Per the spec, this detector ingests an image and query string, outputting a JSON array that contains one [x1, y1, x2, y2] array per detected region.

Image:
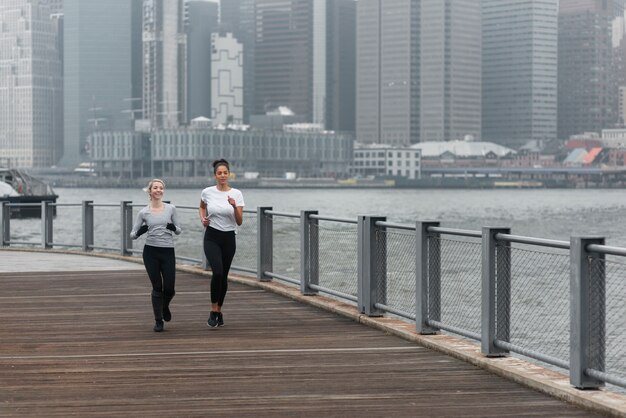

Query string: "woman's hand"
[[200, 215, 209, 227], [227, 196, 236, 208]]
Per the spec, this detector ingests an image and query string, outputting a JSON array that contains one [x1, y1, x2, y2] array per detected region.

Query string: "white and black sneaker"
[[217, 312, 224, 327], [207, 311, 218, 328]]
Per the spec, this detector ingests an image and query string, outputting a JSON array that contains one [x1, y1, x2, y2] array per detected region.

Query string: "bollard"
[[357, 215, 386, 316], [416, 221, 441, 334], [120, 201, 133, 256], [481, 227, 511, 357], [82, 201, 94, 251], [41, 201, 53, 249], [257, 207, 273, 281], [300, 210, 319, 295], [570, 236, 605, 389], [0, 202, 9, 246]]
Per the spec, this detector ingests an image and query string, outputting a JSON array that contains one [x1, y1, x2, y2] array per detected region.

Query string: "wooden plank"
[[0, 270, 600, 417]]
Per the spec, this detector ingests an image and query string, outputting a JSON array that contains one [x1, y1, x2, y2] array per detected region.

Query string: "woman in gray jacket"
[[131, 179, 181, 332]]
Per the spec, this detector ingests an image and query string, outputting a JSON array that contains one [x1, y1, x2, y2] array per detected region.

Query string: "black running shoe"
[[153, 320, 164, 332], [207, 311, 218, 328], [217, 312, 224, 327]]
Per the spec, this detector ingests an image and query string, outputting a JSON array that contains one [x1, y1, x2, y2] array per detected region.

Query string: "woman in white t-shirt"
[[199, 159, 245, 328]]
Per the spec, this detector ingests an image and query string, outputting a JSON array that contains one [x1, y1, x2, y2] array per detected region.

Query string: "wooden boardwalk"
[[0, 255, 602, 417]]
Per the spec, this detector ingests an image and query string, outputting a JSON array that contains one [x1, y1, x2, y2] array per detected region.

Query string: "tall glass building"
[[254, 0, 325, 124], [62, 0, 134, 167], [558, 0, 616, 140], [0, 0, 62, 168], [142, 0, 188, 130], [482, 0, 558, 148], [420, 0, 481, 143], [356, 0, 420, 146], [187, 0, 218, 120]]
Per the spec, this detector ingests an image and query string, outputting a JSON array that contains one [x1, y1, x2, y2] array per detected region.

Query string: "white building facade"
[[211, 33, 243, 126], [352, 144, 421, 179]]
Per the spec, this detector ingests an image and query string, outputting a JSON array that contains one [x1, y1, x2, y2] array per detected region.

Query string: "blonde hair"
[[143, 178, 165, 199]]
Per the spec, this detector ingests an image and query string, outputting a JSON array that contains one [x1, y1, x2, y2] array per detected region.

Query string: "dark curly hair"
[[212, 159, 230, 174]]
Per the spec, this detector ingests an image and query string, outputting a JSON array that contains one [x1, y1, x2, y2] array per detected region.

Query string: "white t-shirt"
[[200, 186, 245, 231]]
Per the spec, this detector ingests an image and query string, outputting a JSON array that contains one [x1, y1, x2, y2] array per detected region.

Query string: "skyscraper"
[[187, 0, 218, 120], [558, 0, 617, 139], [254, 0, 326, 124], [327, 0, 356, 133], [143, 0, 188, 129], [356, 0, 420, 145], [0, 0, 62, 168], [420, 0, 481, 142], [482, 0, 558, 148], [62, 0, 134, 167]]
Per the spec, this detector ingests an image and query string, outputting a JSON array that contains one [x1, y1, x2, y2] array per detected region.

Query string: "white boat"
[[0, 168, 58, 218]]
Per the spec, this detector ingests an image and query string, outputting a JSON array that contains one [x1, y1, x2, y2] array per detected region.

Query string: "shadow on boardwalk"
[[0, 263, 604, 417]]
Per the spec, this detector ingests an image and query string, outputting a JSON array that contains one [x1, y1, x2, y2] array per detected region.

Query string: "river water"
[[51, 186, 626, 243]]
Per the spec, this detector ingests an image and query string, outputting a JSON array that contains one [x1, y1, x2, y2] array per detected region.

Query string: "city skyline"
[[3, 0, 626, 169]]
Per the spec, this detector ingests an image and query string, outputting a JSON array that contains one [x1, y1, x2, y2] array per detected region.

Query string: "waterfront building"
[[558, 0, 617, 140], [420, 0, 482, 143], [0, 0, 62, 168], [352, 144, 421, 180], [482, 0, 558, 149], [326, 0, 356, 133], [211, 33, 243, 126], [187, 0, 218, 121], [142, 0, 188, 129], [254, 0, 326, 125], [62, 0, 137, 167], [88, 126, 353, 179], [356, 0, 420, 146], [410, 140, 516, 168]]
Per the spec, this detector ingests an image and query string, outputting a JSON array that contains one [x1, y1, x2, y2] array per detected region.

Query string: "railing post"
[[300, 210, 319, 295], [41, 201, 53, 249], [257, 206, 273, 281], [570, 236, 605, 389], [120, 201, 133, 256], [416, 221, 441, 334], [481, 227, 511, 357], [0, 202, 9, 246], [82, 200, 94, 251], [357, 215, 386, 316]]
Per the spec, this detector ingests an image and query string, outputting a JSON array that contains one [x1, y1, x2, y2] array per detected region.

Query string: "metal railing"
[[1, 200, 625, 391]]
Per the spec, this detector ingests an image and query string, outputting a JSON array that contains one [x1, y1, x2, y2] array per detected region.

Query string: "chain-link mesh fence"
[[315, 221, 358, 299], [591, 256, 626, 383], [434, 235, 482, 336], [231, 211, 257, 272], [378, 228, 416, 315], [271, 215, 301, 281], [507, 244, 570, 364]]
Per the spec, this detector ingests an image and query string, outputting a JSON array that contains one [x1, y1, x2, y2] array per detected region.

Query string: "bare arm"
[[199, 200, 209, 227], [227, 195, 243, 226]]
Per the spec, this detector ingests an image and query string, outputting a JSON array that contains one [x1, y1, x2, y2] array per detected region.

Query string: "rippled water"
[[9, 187, 626, 255]]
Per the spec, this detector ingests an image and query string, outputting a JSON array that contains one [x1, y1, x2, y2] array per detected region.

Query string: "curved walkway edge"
[[3, 248, 626, 418]]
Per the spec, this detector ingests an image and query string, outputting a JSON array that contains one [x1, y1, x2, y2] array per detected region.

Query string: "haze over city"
[[2, 0, 626, 187]]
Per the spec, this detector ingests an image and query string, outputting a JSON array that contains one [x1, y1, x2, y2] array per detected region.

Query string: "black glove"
[[136, 224, 148, 237], [166, 223, 176, 232]]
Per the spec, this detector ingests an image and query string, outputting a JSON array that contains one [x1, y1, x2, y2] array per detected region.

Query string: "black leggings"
[[203, 226, 236, 306], [142, 245, 176, 299]]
